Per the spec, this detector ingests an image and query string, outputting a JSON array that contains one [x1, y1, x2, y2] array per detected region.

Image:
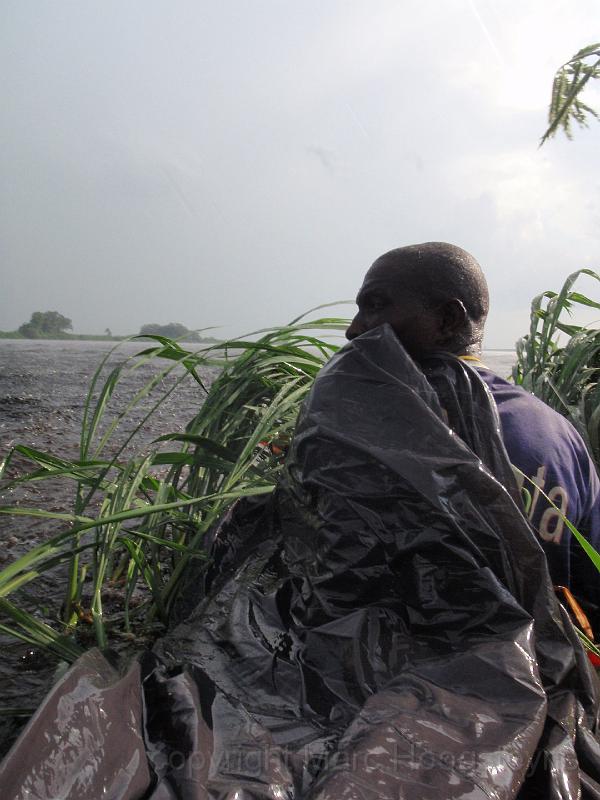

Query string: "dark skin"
[[345, 256, 475, 358]]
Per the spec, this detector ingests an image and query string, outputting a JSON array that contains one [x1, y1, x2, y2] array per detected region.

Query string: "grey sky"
[[1, 0, 599, 347]]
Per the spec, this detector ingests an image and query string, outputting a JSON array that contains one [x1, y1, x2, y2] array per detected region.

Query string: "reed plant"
[[0, 312, 347, 661], [512, 268, 600, 470]]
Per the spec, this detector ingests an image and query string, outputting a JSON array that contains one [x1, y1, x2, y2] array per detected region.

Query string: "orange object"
[[555, 585, 600, 666], [555, 585, 595, 641]]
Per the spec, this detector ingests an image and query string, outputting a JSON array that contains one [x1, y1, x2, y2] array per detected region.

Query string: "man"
[[346, 241, 600, 624]]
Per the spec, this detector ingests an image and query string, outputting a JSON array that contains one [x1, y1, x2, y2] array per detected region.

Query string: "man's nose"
[[345, 316, 361, 340]]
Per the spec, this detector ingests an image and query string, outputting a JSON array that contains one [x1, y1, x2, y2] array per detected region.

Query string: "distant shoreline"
[[0, 331, 219, 344], [0, 331, 120, 341]]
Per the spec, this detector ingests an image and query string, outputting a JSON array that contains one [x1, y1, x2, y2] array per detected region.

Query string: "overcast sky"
[[2, 1, 599, 347]]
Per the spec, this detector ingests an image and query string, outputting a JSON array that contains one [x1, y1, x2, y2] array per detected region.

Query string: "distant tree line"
[[18, 311, 72, 338], [12, 311, 218, 342], [139, 322, 219, 343], [140, 322, 197, 340]]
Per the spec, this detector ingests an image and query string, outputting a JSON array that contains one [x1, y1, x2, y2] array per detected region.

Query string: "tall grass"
[[0, 313, 347, 660], [512, 268, 600, 470]]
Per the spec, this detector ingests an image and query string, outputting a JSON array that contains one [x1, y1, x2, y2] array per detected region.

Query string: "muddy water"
[[0, 339, 215, 754], [0, 340, 515, 755]]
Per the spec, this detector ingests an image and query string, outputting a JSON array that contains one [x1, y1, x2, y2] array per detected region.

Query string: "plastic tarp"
[[3, 323, 600, 799]]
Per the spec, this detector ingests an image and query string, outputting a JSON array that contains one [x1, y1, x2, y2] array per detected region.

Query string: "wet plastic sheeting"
[[0, 648, 150, 799], [3, 323, 600, 799]]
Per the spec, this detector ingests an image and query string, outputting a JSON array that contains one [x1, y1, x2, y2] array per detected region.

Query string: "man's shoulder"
[[475, 366, 596, 483], [476, 368, 539, 404], [476, 365, 600, 534], [476, 368, 575, 431]]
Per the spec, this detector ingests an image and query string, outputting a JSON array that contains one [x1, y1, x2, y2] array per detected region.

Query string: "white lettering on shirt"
[[511, 464, 570, 545], [538, 486, 569, 544], [528, 466, 546, 520]]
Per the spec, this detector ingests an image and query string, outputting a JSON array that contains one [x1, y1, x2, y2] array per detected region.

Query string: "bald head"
[[346, 242, 489, 357]]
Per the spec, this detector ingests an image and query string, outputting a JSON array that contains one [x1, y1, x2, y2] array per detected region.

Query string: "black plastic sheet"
[[3, 323, 600, 799]]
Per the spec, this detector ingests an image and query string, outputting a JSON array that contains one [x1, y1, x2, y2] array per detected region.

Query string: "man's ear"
[[437, 299, 467, 342]]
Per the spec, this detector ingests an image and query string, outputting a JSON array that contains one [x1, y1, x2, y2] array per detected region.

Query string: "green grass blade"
[[0, 598, 82, 662]]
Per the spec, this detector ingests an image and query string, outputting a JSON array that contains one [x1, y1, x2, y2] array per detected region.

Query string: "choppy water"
[[481, 350, 517, 379], [0, 339, 215, 754], [0, 340, 515, 755], [0, 339, 213, 568]]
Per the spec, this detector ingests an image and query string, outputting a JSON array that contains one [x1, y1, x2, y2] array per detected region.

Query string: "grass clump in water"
[[0, 311, 348, 661]]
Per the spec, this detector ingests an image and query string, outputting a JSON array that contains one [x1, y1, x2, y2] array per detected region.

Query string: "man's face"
[[345, 259, 442, 357]]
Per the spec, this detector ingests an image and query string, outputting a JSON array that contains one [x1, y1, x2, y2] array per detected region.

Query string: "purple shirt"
[[477, 367, 600, 617]]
